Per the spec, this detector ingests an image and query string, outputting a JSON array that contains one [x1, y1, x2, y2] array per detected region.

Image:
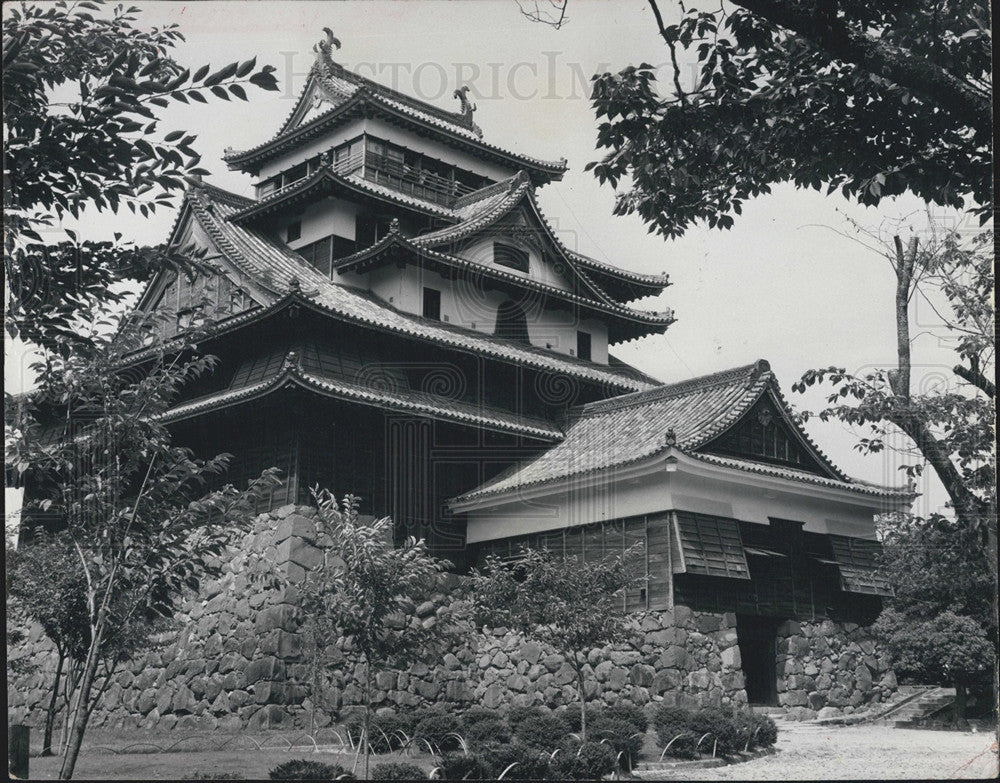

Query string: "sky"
[[6, 0, 968, 523]]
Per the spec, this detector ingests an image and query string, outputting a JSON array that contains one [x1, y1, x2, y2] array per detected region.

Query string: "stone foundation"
[[7, 505, 895, 730]]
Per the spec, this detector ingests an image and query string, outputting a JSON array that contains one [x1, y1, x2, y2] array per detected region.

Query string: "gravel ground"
[[651, 723, 998, 780]]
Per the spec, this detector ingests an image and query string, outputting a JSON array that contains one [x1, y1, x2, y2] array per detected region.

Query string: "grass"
[[24, 726, 437, 780], [28, 748, 437, 780]]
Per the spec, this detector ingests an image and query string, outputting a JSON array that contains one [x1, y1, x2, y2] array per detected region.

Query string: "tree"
[[289, 491, 457, 780], [7, 533, 90, 756], [872, 513, 995, 725], [468, 546, 642, 741], [574, 0, 992, 238], [3, 0, 279, 354], [6, 307, 281, 779], [793, 218, 995, 572], [792, 216, 995, 721]]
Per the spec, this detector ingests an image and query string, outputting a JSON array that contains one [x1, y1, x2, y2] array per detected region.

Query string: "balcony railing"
[[258, 148, 478, 208]]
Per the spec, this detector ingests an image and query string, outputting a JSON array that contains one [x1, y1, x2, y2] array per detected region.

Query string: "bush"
[[370, 762, 427, 780], [268, 759, 355, 779], [654, 705, 777, 759], [477, 743, 551, 780], [549, 742, 616, 780], [345, 711, 414, 754], [465, 717, 512, 750], [188, 773, 244, 780], [732, 710, 778, 751], [606, 701, 648, 734], [414, 712, 463, 754], [653, 706, 698, 759], [687, 706, 742, 757], [586, 714, 644, 769], [461, 705, 500, 730], [509, 710, 571, 752], [435, 752, 491, 781]]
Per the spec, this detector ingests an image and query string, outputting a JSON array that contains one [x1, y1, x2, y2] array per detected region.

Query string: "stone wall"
[[775, 618, 897, 720], [7, 505, 895, 731]]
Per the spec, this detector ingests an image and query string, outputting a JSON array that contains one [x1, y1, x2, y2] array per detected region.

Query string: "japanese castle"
[[127, 34, 911, 700]]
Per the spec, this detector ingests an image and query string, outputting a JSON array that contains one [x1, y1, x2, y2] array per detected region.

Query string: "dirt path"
[[655, 723, 998, 780]]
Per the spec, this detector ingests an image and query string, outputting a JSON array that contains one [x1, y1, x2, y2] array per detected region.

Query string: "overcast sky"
[[7, 0, 966, 521]]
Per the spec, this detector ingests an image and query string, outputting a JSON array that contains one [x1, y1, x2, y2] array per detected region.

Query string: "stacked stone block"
[[7, 505, 896, 730]]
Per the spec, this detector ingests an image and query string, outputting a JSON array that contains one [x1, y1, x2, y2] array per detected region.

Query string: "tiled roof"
[[451, 360, 911, 503], [161, 354, 562, 440], [228, 165, 457, 223], [412, 176, 669, 305], [159, 183, 660, 393], [223, 63, 567, 181], [331, 229, 674, 334]]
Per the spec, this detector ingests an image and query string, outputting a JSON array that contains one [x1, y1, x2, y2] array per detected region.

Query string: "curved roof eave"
[[223, 88, 567, 183]]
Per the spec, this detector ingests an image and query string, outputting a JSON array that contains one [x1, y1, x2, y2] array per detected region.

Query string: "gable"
[[138, 203, 264, 340], [701, 394, 833, 476], [449, 208, 580, 294]]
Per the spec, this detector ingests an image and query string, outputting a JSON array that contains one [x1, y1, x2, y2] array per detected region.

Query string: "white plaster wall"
[[364, 263, 609, 363], [284, 197, 359, 249], [459, 236, 573, 292], [464, 463, 884, 544]]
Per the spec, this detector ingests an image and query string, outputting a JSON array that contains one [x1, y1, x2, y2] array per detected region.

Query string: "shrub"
[[435, 752, 491, 781], [187, 772, 244, 780], [461, 705, 500, 730], [268, 759, 355, 779], [687, 706, 741, 757], [345, 711, 415, 753], [731, 710, 778, 751], [549, 742, 616, 780], [586, 714, 644, 769], [607, 701, 648, 734], [370, 761, 427, 780], [465, 717, 512, 750], [653, 706, 698, 759], [414, 712, 463, 754], [477, 742, 551, 780], [509, 710, 571, 752]]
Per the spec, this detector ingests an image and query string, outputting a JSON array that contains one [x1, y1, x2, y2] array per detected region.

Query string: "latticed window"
[[494, 242, 529, 273], [708, 398, 813, 467]]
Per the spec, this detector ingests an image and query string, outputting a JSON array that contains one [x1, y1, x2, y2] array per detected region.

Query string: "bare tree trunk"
[[573, 654, 587, 742], [42, 651, 66, 756], [58, 625, 104, 779], [953, 682, 969, 728], [363, 659, 372, 781]]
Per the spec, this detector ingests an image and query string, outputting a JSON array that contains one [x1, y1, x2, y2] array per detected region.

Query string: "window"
[[286, 221, 301, 242], [229, 287, 247, 312], [494, 243, 530, 273], [283, 163, 307, 186], [494, 299, 530, 344], [423, 287, 441, 321], [576, 331, 592, 361], [356, 215, 392, 247], [299, 236, 332, 275]]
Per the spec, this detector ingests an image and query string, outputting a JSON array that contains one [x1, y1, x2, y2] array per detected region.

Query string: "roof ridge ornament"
[[453, 85, 483, 138], [313, 27, 342, 75]]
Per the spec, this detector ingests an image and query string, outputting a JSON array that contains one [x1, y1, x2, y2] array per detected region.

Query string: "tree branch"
[[730, 0, 992, 135], [953, 362, 996, 399]]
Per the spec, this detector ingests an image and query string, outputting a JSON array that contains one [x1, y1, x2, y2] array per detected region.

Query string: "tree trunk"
[[952, 682, 969, 728], [363, 659, 372, 782], [58, 636, 101, 779], [42, 651, 66, 756]]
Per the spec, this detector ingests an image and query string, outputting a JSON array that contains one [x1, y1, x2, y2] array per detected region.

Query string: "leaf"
[[235, 57, 256, 78], [210, 85, 230, 101], [163, 130, 184, 142], [191, 64, 210, 83], [229, 84, 247, 101], [187, 90, 207, 104]]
